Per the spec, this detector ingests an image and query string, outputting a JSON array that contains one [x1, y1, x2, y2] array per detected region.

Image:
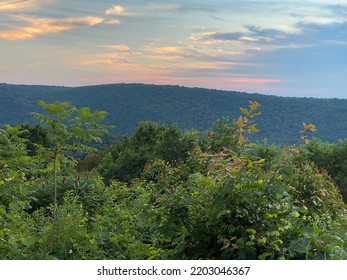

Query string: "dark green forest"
[[0, 99, 346, 260], [2, 83, 347, 144]]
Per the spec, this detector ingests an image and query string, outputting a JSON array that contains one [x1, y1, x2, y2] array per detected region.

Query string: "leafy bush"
[[99, 121, 195, 182], [135, 145, 347, 259], [306, 138, 347, 203]]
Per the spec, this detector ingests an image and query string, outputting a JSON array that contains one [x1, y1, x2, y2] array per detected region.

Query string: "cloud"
[[0, 16, 104, 40], [191, 27, 292, 47], [190, 31, 227, 45], [0, 0, 37, 11], [202, 32, 244, 41], [243, 21, 347, 50], [147, 46, 183, 61], [102, 19, 121, 25], [147, 3, 181, 11], [106, 44, 131, 51], [0, 65, 14, 71], [326, 4, 347, 17], [152, 46, 182, 55], [247, 25, 288, 38], [105, 5, 125, 16], [190, 31, 263, 48], [79, 47, 141, 67], [84, 53, 126, 65]]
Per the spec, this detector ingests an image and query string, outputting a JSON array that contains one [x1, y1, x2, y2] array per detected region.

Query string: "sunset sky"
[[0, 0, 347, 98]]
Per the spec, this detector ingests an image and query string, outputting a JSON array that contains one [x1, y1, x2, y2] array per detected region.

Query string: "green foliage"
[[305, 138, 347, 203], [0, 192, 94, 260], [99, 121, 195, 182], [18, 124, 49, 156], [0, 126, 31, 207], [203, 117, 239, 152], [30, 100, 110, 252], [0, 99, 346, 260], [234, 101, 261, 149], [32, 100, 110, 153], [29, 175, 106, 214], [86, 181, 173, 259], [135, 145, 347, 260], [31, 100, 110, 207], [76, 153, 103, 172]]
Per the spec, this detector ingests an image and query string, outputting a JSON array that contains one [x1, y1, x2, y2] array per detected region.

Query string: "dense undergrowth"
[[0, 100, 346, 260]]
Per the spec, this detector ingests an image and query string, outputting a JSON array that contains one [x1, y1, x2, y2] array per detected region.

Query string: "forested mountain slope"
[[1, 83, 346, 144]]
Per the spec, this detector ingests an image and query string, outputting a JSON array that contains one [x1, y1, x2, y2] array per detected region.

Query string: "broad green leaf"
[[290, 211, 300, 218], [246, 228, 256, 235]]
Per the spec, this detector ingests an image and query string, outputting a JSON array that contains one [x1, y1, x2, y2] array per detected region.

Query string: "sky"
[[0, 0, 347, 98]]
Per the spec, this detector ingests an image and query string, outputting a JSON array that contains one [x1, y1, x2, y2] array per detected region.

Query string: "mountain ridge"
[[1, 82, 346, 144]]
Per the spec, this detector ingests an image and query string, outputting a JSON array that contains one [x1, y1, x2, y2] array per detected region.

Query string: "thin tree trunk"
[[54, 151, 57, 209], [50, 150, 58, 251]]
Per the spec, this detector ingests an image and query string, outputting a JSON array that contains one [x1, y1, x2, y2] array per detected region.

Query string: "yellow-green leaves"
[[77, 107, 92, 121], [246, 228, 257, 235], [233, 101, 261, 149], [303, 123, 316, 132], [236, 116, 244, 129], [300, 122, 316, 144], [290, 211, 300, 218], [250, 101, 260, 111], [240, 107, 251, 117], [248, 124, 259, 133]]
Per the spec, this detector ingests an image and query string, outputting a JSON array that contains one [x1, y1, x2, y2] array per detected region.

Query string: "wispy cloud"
[[191, 26, 294, 47], [79, 46, 140, 66], [152, 46, 182, 55], [102, 19, 121, 25], [0, 0, 37, 11], [105, 44, 131, 51], [0, 65, 15, 71], [105, 5, 125, 16], [144, 46, 183, 61], [191, 31, 246, 43], [83, 53, 130, 66], [326, 4, 347, 17], [103, 4, 130, 24], [0, 16, 104, 40], [147, 3, 181, 12]]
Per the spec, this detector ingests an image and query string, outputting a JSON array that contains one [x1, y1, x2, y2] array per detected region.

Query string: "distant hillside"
[[1, 83, 346, 144]]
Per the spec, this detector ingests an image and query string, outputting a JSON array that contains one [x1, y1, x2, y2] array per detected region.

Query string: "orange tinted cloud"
[[107, 44, 131, 51], [152, 46, 182, 55], [149, 46, 183, 60], [0, 16, 104, 40], [0, 0, 37, 11], [105, 5, 125, 16]]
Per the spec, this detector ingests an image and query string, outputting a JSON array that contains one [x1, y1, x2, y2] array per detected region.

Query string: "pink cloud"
[[0, 16, 104, 40]]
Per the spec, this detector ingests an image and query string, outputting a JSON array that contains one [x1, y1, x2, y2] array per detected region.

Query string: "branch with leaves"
[[232, 101, 261, 149], [300, 122, 316, 144]]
